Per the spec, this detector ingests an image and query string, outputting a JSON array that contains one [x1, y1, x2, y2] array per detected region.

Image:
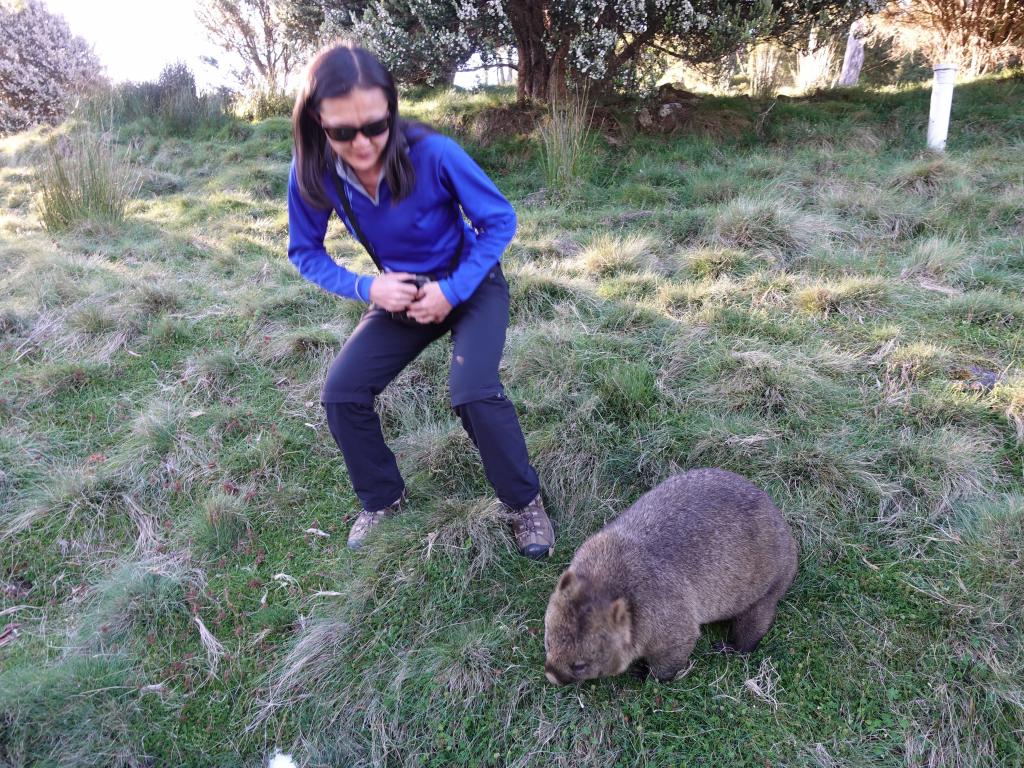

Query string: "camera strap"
[[330, 169, 464, 278]]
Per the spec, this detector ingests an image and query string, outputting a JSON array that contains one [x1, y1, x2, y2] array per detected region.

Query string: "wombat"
[[544, 468, 797, 685]]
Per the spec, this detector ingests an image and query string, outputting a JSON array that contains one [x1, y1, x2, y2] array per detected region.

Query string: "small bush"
[[36, 132, 140, 232], [81, 63, 233, 136], [233, 88, 295, 121]]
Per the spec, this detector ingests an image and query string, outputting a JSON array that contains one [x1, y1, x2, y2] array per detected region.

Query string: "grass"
[[1, 74, 1023, 766]]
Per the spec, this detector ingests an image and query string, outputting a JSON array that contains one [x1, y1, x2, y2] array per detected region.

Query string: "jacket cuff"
[[355, 274, 374, 303], [438, 279, 461, 308]]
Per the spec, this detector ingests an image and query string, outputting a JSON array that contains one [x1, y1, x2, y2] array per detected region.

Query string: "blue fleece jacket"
[[287, 132, 517, 308]]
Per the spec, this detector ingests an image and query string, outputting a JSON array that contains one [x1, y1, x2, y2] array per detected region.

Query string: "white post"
[[927, 64, 957, 151]]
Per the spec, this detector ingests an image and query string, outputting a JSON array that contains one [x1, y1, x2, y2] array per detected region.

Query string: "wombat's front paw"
[[627, 660, 650, 680]]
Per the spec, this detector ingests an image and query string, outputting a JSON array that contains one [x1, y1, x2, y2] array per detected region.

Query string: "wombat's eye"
[[570, 662, 588, 676]]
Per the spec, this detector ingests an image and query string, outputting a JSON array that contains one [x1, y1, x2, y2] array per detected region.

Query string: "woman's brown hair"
[[292, 42, 425, 209]]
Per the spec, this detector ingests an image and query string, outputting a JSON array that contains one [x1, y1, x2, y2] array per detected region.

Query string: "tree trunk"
[[837, 19, 866, 87], [504, 0, 567, 103]]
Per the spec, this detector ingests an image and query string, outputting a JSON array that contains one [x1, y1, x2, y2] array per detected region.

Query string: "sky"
[[43, 0, 242, 91]]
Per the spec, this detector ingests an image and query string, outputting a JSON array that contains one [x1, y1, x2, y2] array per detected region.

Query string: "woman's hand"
[[369, 273, 419, 311], [407, 282, 452, 324]]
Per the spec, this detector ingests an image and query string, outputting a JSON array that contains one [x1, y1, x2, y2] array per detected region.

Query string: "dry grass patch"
[[795, 276, 889, 317], [579, 232, 662, 277], [678, 244, 775, 279]]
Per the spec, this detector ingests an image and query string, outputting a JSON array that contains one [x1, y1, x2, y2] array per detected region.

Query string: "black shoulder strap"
[[330, 166, 465, 275], [330, 169, 383, 272]]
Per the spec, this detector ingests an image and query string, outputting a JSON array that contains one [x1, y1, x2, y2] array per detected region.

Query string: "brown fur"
[[544, 468, 798, 684]]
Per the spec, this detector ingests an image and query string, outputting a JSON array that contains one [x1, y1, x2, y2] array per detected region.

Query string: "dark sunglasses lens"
[[325, 126, 357, 141], [361, 117, 389, 137], [323, 116, 389, 141]]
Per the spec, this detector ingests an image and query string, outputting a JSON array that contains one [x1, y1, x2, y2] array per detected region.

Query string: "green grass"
[[2, 74, 1023, 766]]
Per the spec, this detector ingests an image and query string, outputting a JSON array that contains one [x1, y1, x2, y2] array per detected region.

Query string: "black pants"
[[321, 265, 540, 511]]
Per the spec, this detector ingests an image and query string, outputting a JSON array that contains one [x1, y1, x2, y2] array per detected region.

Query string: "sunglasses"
[[320, 114, 390, 142]]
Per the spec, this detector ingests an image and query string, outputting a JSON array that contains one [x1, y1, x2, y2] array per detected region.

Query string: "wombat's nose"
[[544, 663, 568, 686]]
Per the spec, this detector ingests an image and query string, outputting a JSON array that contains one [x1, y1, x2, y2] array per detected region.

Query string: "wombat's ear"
[[609, 598, 630, 629]]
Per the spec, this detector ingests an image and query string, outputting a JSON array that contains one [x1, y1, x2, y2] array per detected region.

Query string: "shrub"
[[233, 88, 295, 121], [0, 0, 103, 135]]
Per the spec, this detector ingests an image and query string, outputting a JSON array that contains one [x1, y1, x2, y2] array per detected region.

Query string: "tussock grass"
[[193, 493, 253, 561], [0, 655, 148, 767], [254, 324, 341, 365], [537, 92, 593, 194], [817, 182, 928, 241], [74, 554, 194, 650], [679, 244, 775, 278], [902, 235, 975, 284], [36, 132, 142, 232], [704, 195, 835, 263], [889, 154, 963, 195], [795, 275, 890, 317], [181, 349, 244, 394], [943, 290, 1023, 329], [579, 232, 661, 276]]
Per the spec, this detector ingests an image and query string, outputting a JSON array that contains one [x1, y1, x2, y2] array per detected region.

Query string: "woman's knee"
[[322, 355, 375, 405]]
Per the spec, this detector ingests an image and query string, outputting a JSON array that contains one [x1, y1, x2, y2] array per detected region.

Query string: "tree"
[[283, 0, 509, 87], [196, 0, 306, 92], [0, 0, 103, 135], [287, 0, 877, 102], [878, 0, 1024, 77]]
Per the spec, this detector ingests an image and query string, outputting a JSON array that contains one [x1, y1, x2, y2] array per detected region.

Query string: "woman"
[[287, 42, 554, 559]]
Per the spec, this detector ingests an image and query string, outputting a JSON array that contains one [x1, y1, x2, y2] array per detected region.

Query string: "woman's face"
[[318, 87, 390, 177]]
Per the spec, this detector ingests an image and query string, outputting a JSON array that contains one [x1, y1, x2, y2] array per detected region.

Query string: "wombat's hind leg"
[[726, 593, 781, 654]]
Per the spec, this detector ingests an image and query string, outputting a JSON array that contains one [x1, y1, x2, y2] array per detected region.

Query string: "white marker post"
[[927, 64, 958, 151]]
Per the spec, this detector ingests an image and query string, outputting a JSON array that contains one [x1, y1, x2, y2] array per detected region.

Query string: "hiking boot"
[[510, 493, 554, 560], [347, 491, 406, 550]]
